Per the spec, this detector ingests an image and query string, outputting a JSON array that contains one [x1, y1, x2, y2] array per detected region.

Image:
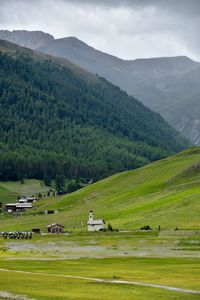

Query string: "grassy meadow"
[[1, 266, 199, 300], [0, 179, 50, 204], [0, 230, 200, 299], [0, 257, 200, 300], [1, 147, 200, 231]]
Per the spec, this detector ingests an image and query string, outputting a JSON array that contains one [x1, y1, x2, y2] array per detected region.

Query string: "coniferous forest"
[[0, 42, 189, 182]]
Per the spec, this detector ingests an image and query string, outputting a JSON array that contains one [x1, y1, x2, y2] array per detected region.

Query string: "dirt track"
[[0, 268, 200, 296]]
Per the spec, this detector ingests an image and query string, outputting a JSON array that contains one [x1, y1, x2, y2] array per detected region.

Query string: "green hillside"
[[0, 179, 50, 203], [1, 147, 200, 231], [0, 40, 188, 183]]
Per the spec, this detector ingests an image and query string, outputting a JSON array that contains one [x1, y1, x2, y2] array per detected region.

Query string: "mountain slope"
[[1, 147, 200, 231], [0, 40, 188, 182], [37, 38, 200, 145], [1, 30, 198, 143], [0, 30, 54, 50]]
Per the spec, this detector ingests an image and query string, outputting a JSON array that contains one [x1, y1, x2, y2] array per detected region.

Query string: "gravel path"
[[0, 268, 200, 295]]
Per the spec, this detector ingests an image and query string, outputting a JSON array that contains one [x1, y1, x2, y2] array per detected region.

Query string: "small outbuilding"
[[32, 228, 41, 234], [87, 210, 105, 232], [17, 196, 37, 203], [44, 209, 57, 215], [46, 223, 64, 234]]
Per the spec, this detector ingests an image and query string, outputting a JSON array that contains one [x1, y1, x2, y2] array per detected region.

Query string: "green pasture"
[[0, 230, 199, 299], [0, 256, 199, 300], [0, 179, 50, 204], [1, 148, 200, 231]]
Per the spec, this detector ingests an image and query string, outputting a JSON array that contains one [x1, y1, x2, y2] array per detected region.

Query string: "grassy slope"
[[1, 147, 200, 231], [0, 257, 199, 300], [0, 179, 49, 203]]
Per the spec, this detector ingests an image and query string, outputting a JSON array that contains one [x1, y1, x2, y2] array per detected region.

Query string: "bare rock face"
[[0, 30, 54, 50]]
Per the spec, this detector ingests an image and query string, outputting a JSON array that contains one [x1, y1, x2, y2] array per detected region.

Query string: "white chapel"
[[87, 210, 105, 231]]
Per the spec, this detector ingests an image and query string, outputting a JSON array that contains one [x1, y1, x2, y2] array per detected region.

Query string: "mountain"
[[37, 38, 200, 145], [1, 30, 198, 144], [0, 39, 188, 182], [158, 66, 200, 144], [0, 30, 54, 50], [1, 147, 200, 231]]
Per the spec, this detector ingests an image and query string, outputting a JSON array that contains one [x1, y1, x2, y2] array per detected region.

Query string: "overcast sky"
[[0, 0, 200, 60]]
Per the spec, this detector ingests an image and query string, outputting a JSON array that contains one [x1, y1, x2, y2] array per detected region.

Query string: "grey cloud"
[[60, 0, 200, 15], [0, 0, 199, 60]]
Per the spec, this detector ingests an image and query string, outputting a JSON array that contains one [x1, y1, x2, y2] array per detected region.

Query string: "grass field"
[[0, 231, 200, 299], [0, 179, 50, 204], [1, 147, 200, 231], [1, 267, 199, 300], [0, 149, 200, 299]]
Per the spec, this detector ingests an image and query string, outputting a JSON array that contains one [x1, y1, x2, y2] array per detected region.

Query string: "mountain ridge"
[[2, 30, 198, 143]]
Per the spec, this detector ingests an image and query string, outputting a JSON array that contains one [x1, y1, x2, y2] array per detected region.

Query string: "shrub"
[[140, 225, 152, 231], [107, 223, 113, 231]]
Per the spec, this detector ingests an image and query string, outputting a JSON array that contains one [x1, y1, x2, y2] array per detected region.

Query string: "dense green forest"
[[0, 42, 189, 181]]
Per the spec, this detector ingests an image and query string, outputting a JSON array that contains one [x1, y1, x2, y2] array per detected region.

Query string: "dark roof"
[[6, 203, 32, 208], [87, 219, 105, 225], [46, 223, 64, 228]]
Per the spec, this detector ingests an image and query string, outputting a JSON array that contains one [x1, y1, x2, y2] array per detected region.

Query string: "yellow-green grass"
[[1, 148, 200, 231], [1, 270, 198, 300], [0, 185, 17, 203], [0, 232, 199, 299], [0, 257, 199, 299], [0, 179, 50, 203]]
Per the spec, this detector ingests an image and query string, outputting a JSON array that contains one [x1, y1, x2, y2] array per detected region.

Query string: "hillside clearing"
[[0, 180, 50, 204]]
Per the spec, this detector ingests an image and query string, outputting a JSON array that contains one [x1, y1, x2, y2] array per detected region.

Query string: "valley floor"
[[0, 231, 199, 300]]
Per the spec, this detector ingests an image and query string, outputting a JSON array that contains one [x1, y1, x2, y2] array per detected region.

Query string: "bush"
[[140, 225, 152, 231], [67, 180, 81, 193], [107, 223, 113, 231]]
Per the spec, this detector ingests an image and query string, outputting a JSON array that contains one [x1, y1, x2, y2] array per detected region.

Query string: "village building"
[[26, 196, 37, 203], [32, 228, 41, 234], [44, 209, 58, 215], [18, 198, 28, 203], [87, 210, 105, 231], [18, 196, 37, 203], [5, 203, 32, 213], [46, 223, 64, 234]]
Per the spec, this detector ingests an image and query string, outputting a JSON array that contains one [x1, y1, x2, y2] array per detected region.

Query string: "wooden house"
[[18, 196, 37, 203], [5, 203, 32, 213], [46, 223, 64, 234]]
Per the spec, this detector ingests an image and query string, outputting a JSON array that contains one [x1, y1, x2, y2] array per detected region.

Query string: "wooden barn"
[[46, 223, 64, 234]]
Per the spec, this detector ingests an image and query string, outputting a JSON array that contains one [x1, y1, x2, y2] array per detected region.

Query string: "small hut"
[[46, 223, 64, 234], [32, 228, 41, 234]]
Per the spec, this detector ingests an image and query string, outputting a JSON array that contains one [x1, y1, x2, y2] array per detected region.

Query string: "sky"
[[0, 0, 200, 60]]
